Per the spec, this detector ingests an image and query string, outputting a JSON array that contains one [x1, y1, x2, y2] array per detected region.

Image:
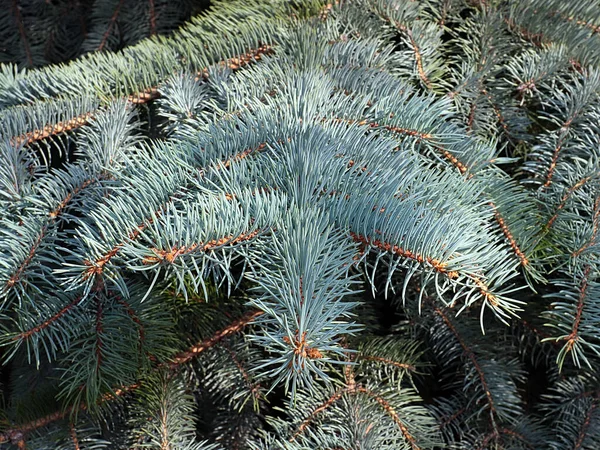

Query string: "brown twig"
[[13, 296, 83, 341], [573, 401, 597, 450], [148, 0, 156, 36], [489, 202, 529, 266], [434, 307, 499, 432], [572, 197, 600, 258], [10, 46, 272, 147], [0, 309, 262, 444], [545, 174, 597, 230], [561, 265, 592, 354], [350, 232, 459, 279], [11, 0, 33, 67], [291, 384, 421, 449], [83, 143, 266, 280], [97, 0, 126, 52]]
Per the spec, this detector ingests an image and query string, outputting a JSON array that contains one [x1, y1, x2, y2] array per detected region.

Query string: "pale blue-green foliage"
[[246, 208, 362, 395], [429, 309, 526, 425], [2, 0, 600, 448], [543, 376, 600, 450], [265, 387, 439, 450], [17, 424, 111, 450], [508, 0, 600, 67], [1, 3, 532, 405], [543, 268, 600, 369], [128, 372, 225, 450]]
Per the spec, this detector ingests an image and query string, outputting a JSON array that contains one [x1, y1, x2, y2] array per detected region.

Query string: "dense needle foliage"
[[1, 0, 600, 449]]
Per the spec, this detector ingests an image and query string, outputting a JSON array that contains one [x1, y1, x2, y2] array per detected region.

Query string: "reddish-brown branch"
[[335, 112, 471, 176], [11, 0, 33, 67], [490, 202, 529, 266], [10, 46, 272, 147], [6, 176, 102, 290], [142, 230, 260, 265], [168, 309, 264, 369], [116, 297, 145, 349], [291, 385, 420, 449], [0, 310, 261, 443], [362, 120, 469, 175], [544, 141, 564, 188], [434, 307, 498, 431], [406, 30, 432, 89], [544, 114, 580, 189], [355, 386, 420, 450], [49, 177, 102, 219], [467, 101, 477, 132], [562, 265, 592, 352], [384, 16, 431, 89], [574, 401, 597, 450], [97, 0, 126, 52], [13, 295, 83, 341], [6, 232, 44, 290], [350, 232, 459, 279], [572, 197, 600, 258], [440, 406, 466, 428], [553, 11, 600, 35], [70, 423, 81, 450], [148, 0, 156, 36], [481, 88, 511, 139], [292, 389, 346, 439], [83, 144, 266, 279], [546, 174, 597, 229], [11, 112, 94, 147]]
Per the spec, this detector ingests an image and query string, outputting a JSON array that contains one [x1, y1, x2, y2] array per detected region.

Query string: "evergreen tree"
[[0, 0, 599, 448]]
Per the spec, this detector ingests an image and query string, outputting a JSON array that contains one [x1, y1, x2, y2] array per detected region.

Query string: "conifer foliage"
[[1, 0, 600, 448]]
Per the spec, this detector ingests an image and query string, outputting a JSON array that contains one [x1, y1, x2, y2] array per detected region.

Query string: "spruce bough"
[[1, 0, 600, 448]]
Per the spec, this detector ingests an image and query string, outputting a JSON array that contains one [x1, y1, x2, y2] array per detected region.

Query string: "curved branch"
[[4, 171, 102, 292], [335, 117, 470, 175], [574, 401, 597, 450], [0, 309, 261, 443], [291, 385, 421, 449], [355, 386, 420, 450], [561, 265, 592, 352], [83, 144, 267, 280], [350, 232, 459, 279], [11, 0, 33, 67], [292, 389, 346, 440], [13, 295, 83, 341], [10, 46, 273, 147], [545, 173, 598, 230], [489, 202, 529, 266], [70, 423, 81, 450], [97, 0, 126, 52], [142, 230, 260, 265], [167, 309, 263, 369], [11, 112, 94, 147], [434, 307, 499, 432]]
